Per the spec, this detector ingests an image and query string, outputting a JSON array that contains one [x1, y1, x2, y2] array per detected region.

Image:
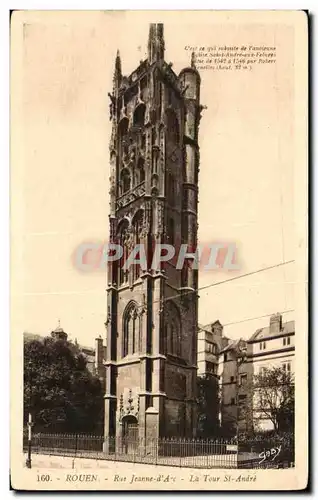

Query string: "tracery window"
[[117, 221, 129, 285], [133, 104, 146, 128], [134, 158, 145, 186], [164, 301, 182, 357], [132, 210, 144, 281], [123, 302, 140, 357], [119, 117, 129, 173], [121, 168, 131, 194], [138, 157, 145, 184], [119, 117, 129, 141]]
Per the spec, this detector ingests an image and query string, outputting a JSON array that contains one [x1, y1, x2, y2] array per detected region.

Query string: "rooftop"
[[219, 338, 246, 354], [248, 319, 295, 343]]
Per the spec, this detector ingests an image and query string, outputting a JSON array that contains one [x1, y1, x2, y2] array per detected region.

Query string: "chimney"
[[269, 313, 282, 334], [211, 321, 223, 336]]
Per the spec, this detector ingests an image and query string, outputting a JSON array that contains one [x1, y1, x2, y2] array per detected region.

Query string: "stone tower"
[[104, 23, 202, 442]]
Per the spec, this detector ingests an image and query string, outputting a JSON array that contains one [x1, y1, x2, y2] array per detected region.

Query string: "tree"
[[197, 374, 220, 438], [24, 336, 104, 433], [252, 366, 294, 433]]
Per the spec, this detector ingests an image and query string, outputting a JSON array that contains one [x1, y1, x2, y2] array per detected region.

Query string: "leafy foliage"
[[238, 429, 295, 465], [197, 374, 220, 438], [24, 336, 104, 433], [253, 366, 294, 432]]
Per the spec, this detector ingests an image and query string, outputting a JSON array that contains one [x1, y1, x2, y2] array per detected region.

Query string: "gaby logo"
[[73, 241, 239, 273]]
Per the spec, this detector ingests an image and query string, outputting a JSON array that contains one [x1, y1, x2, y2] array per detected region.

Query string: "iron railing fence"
[[23, 432, 294, 469], [23, 432, 104, 458], [23, 432, 238, 468]]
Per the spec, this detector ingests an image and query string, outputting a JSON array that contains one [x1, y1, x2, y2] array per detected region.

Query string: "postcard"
[[10, 10, 308, 491]]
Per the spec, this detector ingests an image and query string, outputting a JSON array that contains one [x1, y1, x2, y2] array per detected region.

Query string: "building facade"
[[77, 336, 106, 387], [218, 313, 295, 434], [197, 321, 229, 377], [246, 313, 295, 431], [104, 24, 202, 441], [218, 338, 250, 435]]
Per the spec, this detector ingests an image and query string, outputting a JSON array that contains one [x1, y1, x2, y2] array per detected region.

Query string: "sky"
[[12, 11, 297, 346]]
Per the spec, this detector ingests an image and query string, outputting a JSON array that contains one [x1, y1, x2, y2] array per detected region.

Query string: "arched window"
[[133, 104, 146, 128], [132, 210, 144, 281], [138, 157, 145, 183], [117, 221, 129, 285], [133, 158, 145, 186], [166, 321, 181, 357], [164, 301, 181, 358], [119, 117, 129, 160], [119, 116, 129, 135], [123, 302, 139, 357], [121, 168, 131, 194]]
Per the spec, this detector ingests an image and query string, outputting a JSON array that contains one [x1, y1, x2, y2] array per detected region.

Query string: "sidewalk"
[[22, 453, 234, 475], [26, 451, 241, 469], [24, 452, 260, 470], [24, 453, 132, 470]]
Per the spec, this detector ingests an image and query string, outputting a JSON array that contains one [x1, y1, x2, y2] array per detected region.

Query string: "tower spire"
[[113, 50, 122, 93], [147, 23, 165, 64], [115, 50, 121, 74], [191, 51, 196, 69]]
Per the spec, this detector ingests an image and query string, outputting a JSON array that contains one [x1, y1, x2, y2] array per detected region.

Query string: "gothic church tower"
[[104, 24, 202, 441]]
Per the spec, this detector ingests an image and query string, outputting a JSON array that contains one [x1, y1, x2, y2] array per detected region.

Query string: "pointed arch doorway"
[[122, 415, 138, 454]]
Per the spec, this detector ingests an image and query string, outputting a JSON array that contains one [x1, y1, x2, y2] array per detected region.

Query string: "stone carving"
[[109, 217, 117, 243], [137, 395, 140, 414], [116, 183, 145, 210], [157, 200, 165, 234], [168, 146, 181, 164], [139, 227, 148, 241], [144, 102, 151, 125], [119, 104, 128, 122], [126, 389, 134, 413], [123, 227, 134, 251], [129, 145, 136, 162], [119, 394, 124, 419], [105, 305, 111, 326], [161, 62, 182, 93], [119, 388, 140, 420]]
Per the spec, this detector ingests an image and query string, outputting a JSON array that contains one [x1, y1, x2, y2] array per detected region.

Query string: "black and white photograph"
[[10, 10, 308, 491]]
